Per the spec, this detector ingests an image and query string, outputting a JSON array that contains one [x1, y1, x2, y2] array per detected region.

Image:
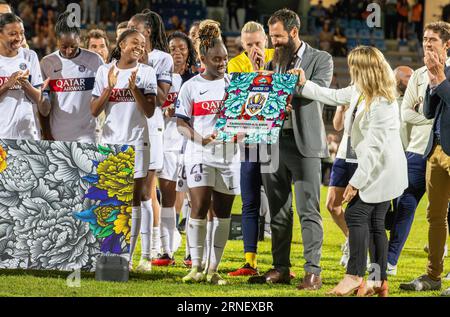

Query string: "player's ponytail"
[[197, 19, 223, 56], [130, 10, 168, 52], [55, 11, 80, 38]]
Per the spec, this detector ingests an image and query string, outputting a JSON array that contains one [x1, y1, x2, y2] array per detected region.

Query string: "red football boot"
[[152, 253, 175, 266], [228, 263, 259, 276]]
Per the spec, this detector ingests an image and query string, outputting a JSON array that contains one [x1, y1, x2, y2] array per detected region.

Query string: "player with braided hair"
[[176, 20, 240, 285], [40, 10, 104, 142]]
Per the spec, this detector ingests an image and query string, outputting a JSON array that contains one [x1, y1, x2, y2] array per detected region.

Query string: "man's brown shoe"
[[248, 268, 291, 284], [296, 273, 322, 290]]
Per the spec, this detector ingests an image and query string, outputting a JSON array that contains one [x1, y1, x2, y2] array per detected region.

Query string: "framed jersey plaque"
[[215, 72, 298, 144]]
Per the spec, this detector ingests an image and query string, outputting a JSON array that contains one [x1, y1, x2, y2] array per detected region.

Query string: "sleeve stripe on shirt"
[[176, 114, 191, 121], [157, 79, 172, 85]]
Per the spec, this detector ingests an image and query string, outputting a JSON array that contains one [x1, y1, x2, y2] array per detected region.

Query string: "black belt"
[[281, 129, 294, 137]]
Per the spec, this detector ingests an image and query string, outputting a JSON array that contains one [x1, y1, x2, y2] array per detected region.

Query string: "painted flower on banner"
[[0, 145, 6, 172], [114, 205, 132, 244], [0, 139, 134, 271], [73, 145, 134, 255], [0, 156, 37, 193], [96, 147, 134, 203]]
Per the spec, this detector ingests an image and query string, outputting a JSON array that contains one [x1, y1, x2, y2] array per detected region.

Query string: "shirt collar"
[[296, 41, 306, 61]]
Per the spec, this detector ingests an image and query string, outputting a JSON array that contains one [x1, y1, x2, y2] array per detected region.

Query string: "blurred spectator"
[[332, 26, 347, 57], [99, 0, 120, 24], [394, 66, 413, 149], [322, 134, 339, 186], [116, 21, 129, 42], [330, 72, 340, 89], [118, 0, 137, 22], [411, 0, 423, 42], [32, 24, 52, 57], [82, 0, 98, 26], [228, 0, 240, 31], [98, 0, 118, 31], [443, 3, 450, 23], [385, 0, 398, 39], [168, 15, 186, 33], [244, 0, 257, 22], [85, 29, 110, 62], [309, 0, 328, 32], [348, 0, 361, 20], [34, 7, 46, 37], [319, 21, 333, 53], [234, 35, 244, 55], [335, 0, 350, 19], [19, 2, 35, 38], [397, 0, 409, 43], [47, 8, 56, 29]]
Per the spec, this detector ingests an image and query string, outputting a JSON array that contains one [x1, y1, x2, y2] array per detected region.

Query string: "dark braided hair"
[[130, 10, 168, 52], [108, 28, 142, 63], [0, 13, 22, 31], [197, 19, 223, 56], [55, 10, 80, 39], [168, 31, 197, 69]]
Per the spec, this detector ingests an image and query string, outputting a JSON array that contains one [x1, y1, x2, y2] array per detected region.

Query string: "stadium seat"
[[349, 19, 362, 29], [358, 29, 371, 40], [347, 38, 358, 50], [345, 28, 357, 39], [372, 29, 385, 40], [374, 39, 387, 51]]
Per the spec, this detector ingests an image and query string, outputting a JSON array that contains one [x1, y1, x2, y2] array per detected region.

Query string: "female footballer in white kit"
[[40, 11, 104, 142], [176, 20, 240, 285], [0, 13, 46, 140], [152, 31, 199, 266], [128, 10, 174, 261], [90, 28, 157, 271]]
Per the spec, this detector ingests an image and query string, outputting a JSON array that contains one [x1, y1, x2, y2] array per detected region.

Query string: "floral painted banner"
[[215, 72, 297, 144], [0, 139, 134, 271]]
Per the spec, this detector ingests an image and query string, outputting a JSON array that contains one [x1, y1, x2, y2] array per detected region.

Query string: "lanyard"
[[351, 94, 365, 122]]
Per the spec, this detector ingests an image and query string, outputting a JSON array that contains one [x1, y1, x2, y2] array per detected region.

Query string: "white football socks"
[[129, 206, 142, 262], [185, 203, 191, 258], [161, 206, 176, 256], [202, 219, 213, 270], [208, 217, 231, 273], [187, 218, 207, 270], [140, 200, 153, 260]]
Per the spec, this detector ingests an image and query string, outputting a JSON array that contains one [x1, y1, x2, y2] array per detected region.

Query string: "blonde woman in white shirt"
[[292, 46, 408, 296]]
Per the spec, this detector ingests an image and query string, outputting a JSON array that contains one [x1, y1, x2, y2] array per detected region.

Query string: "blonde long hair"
[[348, 46, 396, 110]]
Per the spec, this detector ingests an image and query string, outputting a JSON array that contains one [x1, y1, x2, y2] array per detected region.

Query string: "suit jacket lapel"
[[299, 43, 313, 70]]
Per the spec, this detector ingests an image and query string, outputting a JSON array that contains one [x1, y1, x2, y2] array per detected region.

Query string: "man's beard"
[[272, 36, 297, 72]]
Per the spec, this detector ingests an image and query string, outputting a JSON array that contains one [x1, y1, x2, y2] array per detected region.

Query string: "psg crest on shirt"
[[19, 63, 27, 71], [215, 72, 297, 144]]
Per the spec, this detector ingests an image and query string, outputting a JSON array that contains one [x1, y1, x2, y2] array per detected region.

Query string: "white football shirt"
[[175, 74, 239, 168], [92, 62, 157, 145], [0, 47, 43, 140], [147, 49, 174, 132], [41, 49, 104, 142], [162, 73, 183, 152]]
